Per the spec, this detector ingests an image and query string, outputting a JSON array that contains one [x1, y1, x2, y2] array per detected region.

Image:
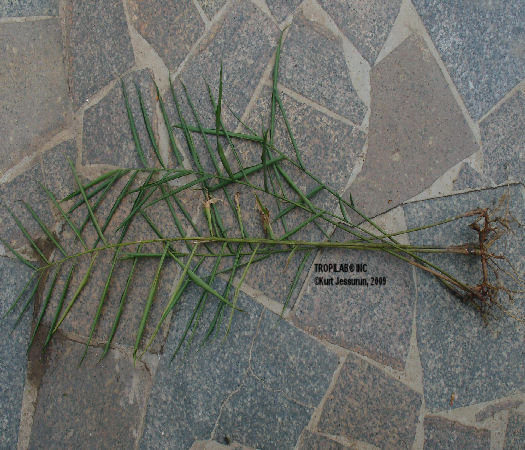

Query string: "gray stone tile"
[[292, 227, 416, 370], [452, 163, 492, 192], [140, 278, 262, 449], [318, 353, 422, 448], [82, 69, 161, 168], [423, 416, 490, 450], [480, 89, 525, 185], [412, 0, 525, 120], [41, 139, 78, 201], [29, 338, 150, 449], [0, 163, 54, 252], [128, 0, 204, 72], [0, 0, 58, 16], [348, 36, 477, 219], [0, 19, 70, 174], [475, 399, 522, 422], [177, 0, 280, 131], [0, 257, 35, 449], [251, 310, 338, 406], [504, 412, 525, 450], [279, 12, 366, 123], [318, 0, 402, 65], [403, 185, 525, 411], [64, 0, 134, 109], [197, 0, 227, 20], [266, 0, 302, 23], [213, 375, 312, 450], [297, 430, 349, 450]]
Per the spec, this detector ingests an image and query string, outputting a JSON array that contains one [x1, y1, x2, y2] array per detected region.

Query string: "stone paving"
[[0, 1, 523, 449]]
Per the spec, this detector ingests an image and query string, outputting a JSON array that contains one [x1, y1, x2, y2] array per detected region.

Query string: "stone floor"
[[0, 1, 524, 449]]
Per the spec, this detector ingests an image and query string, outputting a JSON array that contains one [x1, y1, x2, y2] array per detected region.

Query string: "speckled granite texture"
[[0, 1, 523, 448]]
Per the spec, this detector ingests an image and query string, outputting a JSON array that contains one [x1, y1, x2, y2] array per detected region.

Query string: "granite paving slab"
[[318, 0, 402, 65], [197, 0, 228, 21], [0, 163, 54, 251], [28, 338, 151, 449], [480, 88, 525, 185], [41, 139, 78, 201], [348, 35, 478, 219], [292, 227, 416, 371], [266, 0, 303, 23], [412, 0, 525, 120], [82, 69, 161, 168], [176, 0, 280, 131], [423, 416, 490, 450], [140, 278, 263, 450], [0, 19, 70, 174], [0, 257, 35, 449], [128, 0, 204, 72], [250, 309, 338, 406], [297, 430, 350, 450], [452, 163, 492, 192], [504, 411, 525, 450], [317, 353, 422, 449], [403, 184, 525, 411], [0, 0, 58, 17], [64, 0, 134, 109], [279, 11, 366, 123], [213, 375, 312, 450]]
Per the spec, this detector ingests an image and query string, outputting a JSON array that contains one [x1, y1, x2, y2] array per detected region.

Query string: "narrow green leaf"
[[14, 271, 43, 329], [154, 80, 183, 165], [23, 201, 67, 256], [44, 263, 75, 351], [136, 82, 165, 168], [27, 265, 61, 352], [39, 182, 87, 250], [2, 270, 38, 319], [122, 79, 148, 167], [134, 244, 169, 359], [6, 206, 49, 264], [281, 249, 312, 316], [62, 169, 124, 201], [81, 247, 121, 363], [68, 158, 107, 245], [0, 237, 37, 270]]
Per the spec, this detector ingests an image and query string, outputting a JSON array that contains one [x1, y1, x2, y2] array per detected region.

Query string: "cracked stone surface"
[[128, 0, 204, 72], [412, 0, 525, 120], [423, 416, 490, 450], [197, 0, 228, 20], [404, 184, 525, 411], [452, 163, 492, 192], [176, 0, 280, 130], [297, 430, 349, 450], [317, 353, 422, 448], [292, 228, 416, 371], [266, 0, 303, 23], [349, 36, 478, 219], [28, 338, 151, 449], [64, 0, 134, 109], [251, 309, 338, 407], [41, 139, 78, 200], [0, 163, 54, 250], [140, 278, 262, 449], [213, 375, 312, 450], [504, 411, 525, 449], [0, 19, 70, 174], [0, 0, 58, 16], [0, 257, 34, 449], [318, 0, 402, 65], [82, 69, 160, 168], [279, 11, 366, 123], [480, 88, 525, 185]]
